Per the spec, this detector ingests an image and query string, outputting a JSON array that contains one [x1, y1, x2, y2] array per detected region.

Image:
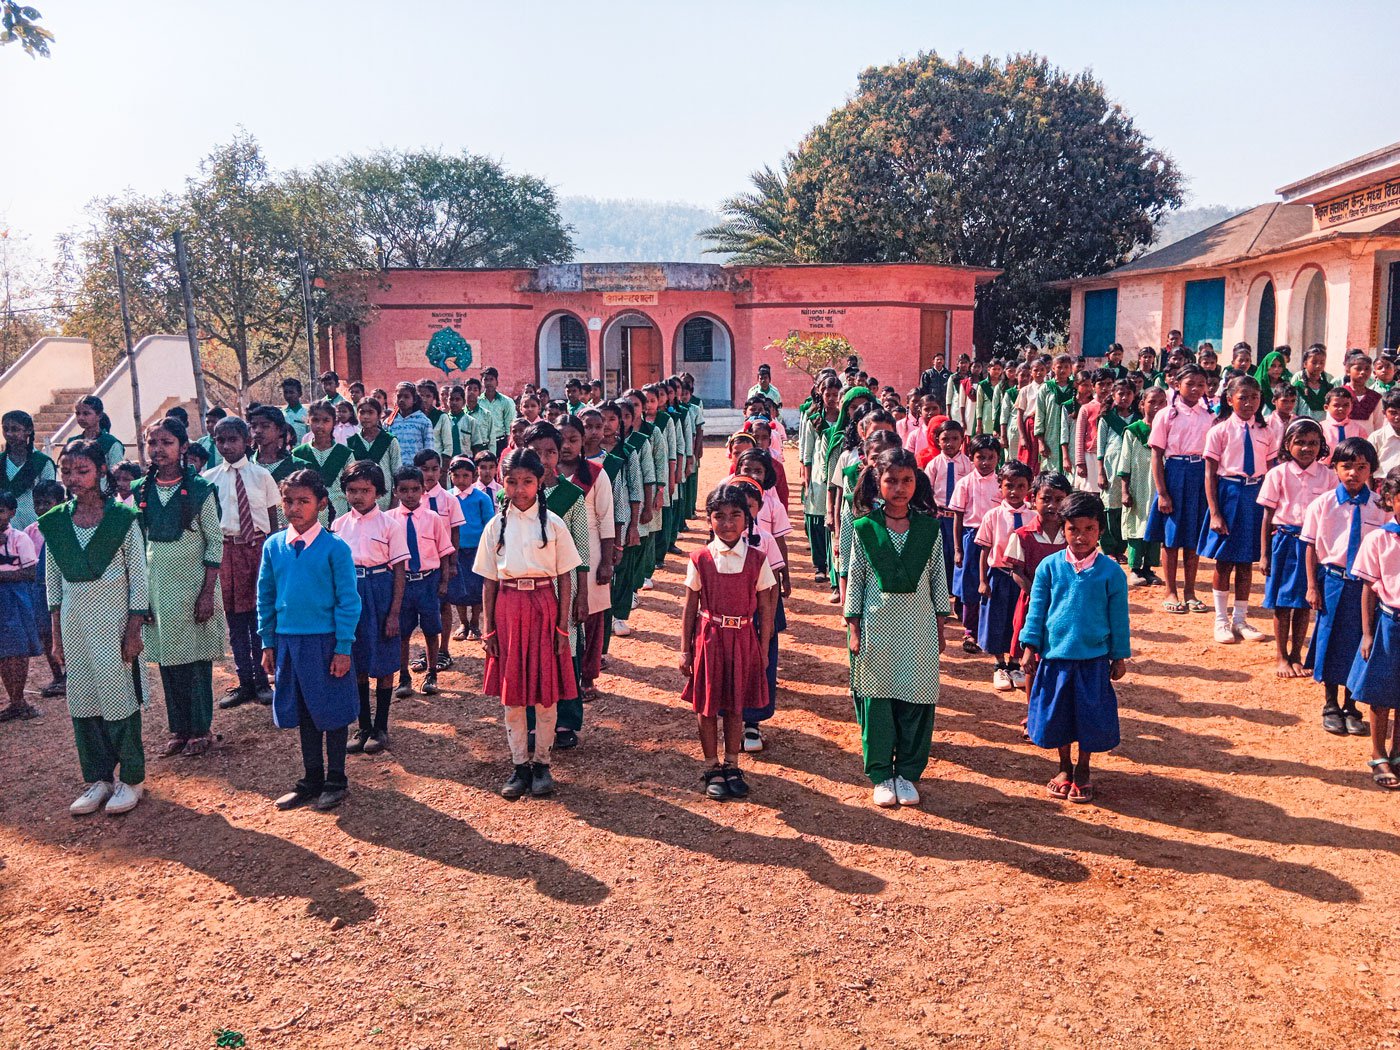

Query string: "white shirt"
[[472, 501, 582, 581], [684, 536, 777, 592], [0, 527, 37, 573], [202, 457, 281, 537], [1370, 424, 1400, 475]]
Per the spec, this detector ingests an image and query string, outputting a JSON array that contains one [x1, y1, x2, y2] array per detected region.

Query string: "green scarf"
[[133, 471, 216, 543], [347, 430, 393, 465], [1124, 419, 1152, 447], [1100, 408, 1138, 438], [1042, 378, 1076, 410], [825, 386, 875, 462], [978, 378, 1005, 400], [636, 420, 656, 439], [1253, 352, 1290, 410], [254, 450, 297, 483], [624, 431, 648, 457], [545, 477, 584, 517], [66, 431, 121, 458], [37, 500, 138, 582], [292, 442, 352, 486], [600, 450, 626, 483], [1292, 372, 1334, 414], [852, 509, 938, 594], [1, 448, 53, 500], [423, 406, 443, 426]]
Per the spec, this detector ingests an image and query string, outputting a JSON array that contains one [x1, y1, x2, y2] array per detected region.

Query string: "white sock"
[[1233, 601, 1249, 625], [1212, 589, 1230, 621]]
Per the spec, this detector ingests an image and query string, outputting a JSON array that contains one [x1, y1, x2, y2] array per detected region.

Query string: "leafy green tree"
[[322, 149, 574, 268], [2, 2, 52, 57], [706, 52, 1182, 351], [701, 162, 798, 263]]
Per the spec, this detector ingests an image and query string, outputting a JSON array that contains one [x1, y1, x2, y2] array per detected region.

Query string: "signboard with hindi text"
[[1316, 177, 1400, 228]]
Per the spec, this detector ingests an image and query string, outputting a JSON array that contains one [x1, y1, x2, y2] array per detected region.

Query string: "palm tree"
[[701, 160, 799, 263]]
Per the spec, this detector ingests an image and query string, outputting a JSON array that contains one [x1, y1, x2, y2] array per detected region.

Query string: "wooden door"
[[626, 326, 662, 388], [919, 310, 948, 372]]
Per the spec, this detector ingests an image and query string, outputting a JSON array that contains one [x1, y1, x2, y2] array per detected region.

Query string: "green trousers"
[[638, 532, 657, 583], [73, 711, 145, 786], [684, 471, 699, 519], [805, 513, 830, 576], [611, 546, 639, 621], [1127, 538, 1161, 572], [853, 696, 934, 785], [159, 660, 214, 738], [656, 505, 675, 569], [1103, 509, 1127, 559]]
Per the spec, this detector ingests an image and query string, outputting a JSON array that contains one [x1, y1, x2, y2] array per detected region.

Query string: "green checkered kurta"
[[1035, 385, 1071, 473], [1118, 430, 1155, 541], [140, 483, 227, 666], [1096, 417, 1129, 512]]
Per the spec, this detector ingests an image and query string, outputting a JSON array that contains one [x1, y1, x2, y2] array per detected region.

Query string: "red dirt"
[[1, 451, 1397, 1049]]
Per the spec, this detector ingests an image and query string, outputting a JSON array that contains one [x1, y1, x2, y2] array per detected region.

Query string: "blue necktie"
[[945, 463, 955, 504], [1339, 485, 1368, 574], [292, 539, 305, 558], [1241, 423, 1255, 476], [407, 514, 421, 573], [429, 495, 438, 513], [1339, 425, 1347, 442], [1012, 510, 1024, 531]]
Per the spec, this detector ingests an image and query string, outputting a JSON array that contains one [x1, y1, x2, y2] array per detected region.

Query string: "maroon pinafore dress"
[[682, 547, 766, 718], [1009, 525, 1067, 660]]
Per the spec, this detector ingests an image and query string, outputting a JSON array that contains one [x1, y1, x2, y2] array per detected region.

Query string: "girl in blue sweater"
[[1019, 491, 1131, 804], [257, 468, 362, 812]]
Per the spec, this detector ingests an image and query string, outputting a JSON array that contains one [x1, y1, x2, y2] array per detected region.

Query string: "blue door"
[[1183, 278, 1225, 352], [1082, 288, 1118, 357]]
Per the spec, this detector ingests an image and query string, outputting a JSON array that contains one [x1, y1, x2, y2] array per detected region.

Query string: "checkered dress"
[[141, 482, 227, 665], [1119, 430, 1155, 541]]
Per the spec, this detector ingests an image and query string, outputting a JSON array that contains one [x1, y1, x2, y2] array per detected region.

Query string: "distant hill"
[[560, 197, 723, 263], [1151, 204, 1243, 249]]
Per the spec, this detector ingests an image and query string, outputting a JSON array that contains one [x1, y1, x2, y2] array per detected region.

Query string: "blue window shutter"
[[1183, 278, 1225, 352], [1082, 288, 1118, 356]]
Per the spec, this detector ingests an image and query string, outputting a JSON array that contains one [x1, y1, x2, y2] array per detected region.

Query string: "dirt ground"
[[2, 449, 1398, 1050]]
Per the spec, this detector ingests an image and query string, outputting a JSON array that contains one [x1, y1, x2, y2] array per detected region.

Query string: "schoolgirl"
[[445, 455, 495, 643], [331, 460, 408, 755], [134, 418, 226, 757], [1145, 364, 1213, 614], [473, 448, 583, 799], [801, 376, 844, 581], [1260, 418, 1333, 678], [42, 440, 149, 816], [25, 480, 67, 698], [0, 492, 41, 721], [1096, 379, 1139, 559], [1291, 345, 1333, 421], [639, 384, 676, 586], [1073, 369, 1113, 494], [679, 374, 706, 521], [1321, 387, 1368, 450], [291, 401, 352, 522], [1302, 437, 1387, 736], [435, 383, 483, 460], [248, 405, 298, 484], [556, 414, 615, 701], [975, 459, 1036, 689], [333, 401, 358, 444], [732, 447, 793, 592], [747, 421, 789, 505], [974, 360, 1009, 439], [416, 378, 445, 432], [576, 406, 630, 662], [1019, 492, 1131, 805], [2, 410, 56, 529], [412, 447, 464, 673], [1342, 349, 1382, 427], [1199, 375, 1278, 645], [614, 389, 657, 631], [1005, 471, 1072, 697], [822, 386, 876, 596], [386, 382, 435, 464], [348, 397, 403, 510], [949, 434, 1003, 652], [845, 448, 948, 807], [387, 466, 454, 699], [1014, 356, 1047, 468], [1372, 387, 1400, 474], [1346, 466, 1400, 787], [1118, 386, 1166, 586], [1252, 351, 1290, 414], [1034, 354, 1076, 473], [66, 395, 125, 469], [257, 467, 361, 811], [727, 476, 785, 753], [204, 417, 280, 708], [679, 483, 776, 801], [834, 412, 899, 606], [598, 399, 644, 645], [110, 461, 141, 507]]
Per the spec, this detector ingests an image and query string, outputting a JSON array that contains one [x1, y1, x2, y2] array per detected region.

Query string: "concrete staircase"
[[32, 388, 91, 445]]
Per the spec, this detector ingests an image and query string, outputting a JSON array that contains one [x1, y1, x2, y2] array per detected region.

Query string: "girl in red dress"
[[679, 484, 778, 800]]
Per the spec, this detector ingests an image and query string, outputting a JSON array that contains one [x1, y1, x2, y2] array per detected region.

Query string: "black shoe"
[[1322, 708, 1347, 735], [668, 545, 683, 556], [346, 729, 370, 754], [422, 673, 440, 696], [218, 685, 252, 710], [394, 674, 413, 699], [363, 729, 390, 754], [502, 764, 532, 799], [254, 684, 274, 705], [702, 768, 730, 800], [721, 765, 749, 799], [314, 785, 347, 811], [1344, 709, 1369, 736], [275, 784, 321, 810], [553, 728, 578, 751], [530, 762, 555, 797]]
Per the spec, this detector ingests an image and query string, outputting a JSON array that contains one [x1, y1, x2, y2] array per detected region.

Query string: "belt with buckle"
[[501, 577, 548, 591], [1168, 454, 1204, 463], [224, 532, 267, 546], [1222, 474, 1265, 484], [701, 611, 750, 629], [355, 564, 390, 579], [1322, 564, 1355, 581], [1380, 604, 1400, 622], [405, 570, 433, 582]]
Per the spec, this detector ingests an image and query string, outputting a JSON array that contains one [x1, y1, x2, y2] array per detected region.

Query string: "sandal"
[[410, 655, 429, 673], [182, 735, 213, 758], [1067, 779, 1095, 804], [1184, 598, 1209, 614], [160, 735, 189, 758], [1162, 599, 1187, 614], [1046, 775, 1072, 799], [961, 637, 982, 655], [1369, 758, 1400, 789], [435, 652, 454, 671], [721, 765, 749, 799]]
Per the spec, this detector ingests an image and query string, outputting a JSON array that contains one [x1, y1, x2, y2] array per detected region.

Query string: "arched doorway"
[[1300, 270, 1328, 348], [601, 311, 662, 397], [537, 311, 590, 390], [1257, 280, 1276, 355], [671, 314, 733, 407]]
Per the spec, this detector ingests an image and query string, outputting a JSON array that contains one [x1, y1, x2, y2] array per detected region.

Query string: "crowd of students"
[[3, 336, 1400, 817]]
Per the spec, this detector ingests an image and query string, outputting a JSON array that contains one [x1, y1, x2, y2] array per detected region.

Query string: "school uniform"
[[1264, 412, 1296, 448], [975, 501, 1037, 655], [1117, 421, 1160, 575], [332, 506, 410, 679], [448, 484, 495, 607], [743, 527, 787, 729], [1019, 548, 1131, 752], [974, 380, 1008, 437], [543, 477, 592, 735], [1073, 401, 1102, 493], [683, 537, 776, 720], [926, 451, 971, 597], [0, 527, 41, 660], [479, 393, 517, 454], [1258, 460, 1334, 609], [434, 410, 483, 461], [1097, 410, 1137, 558], [1197, 417, 1277, 563], [949, 468, 1000, 636], [1301, 486, 1388, 686], [282, 404, 309, 441], [1004, 524, 1066, 662], [387, 504, 454, 637], [1014, 380, 1042, 468], [800, 413, 837, 576], [23, 522, 50, 647], [605, 438, 647, 635], [1034, 381, 1075, 473], [1143, 398, 1213, 549], [204, 457, 280, 696], [256, 522, 361, 794], [2, 448, 56, 530], [1369, 424, 1400, 475], [1321, 414, 1370, 450], [1346, 527, 1400, 708], [1345, 384, 1382, 428], [345, 430, 402, 511], [290, 441, 353, 522], [576, 464, 616, 685]]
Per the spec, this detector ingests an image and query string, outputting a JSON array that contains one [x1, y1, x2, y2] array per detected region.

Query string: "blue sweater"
[[256, 528, 361, 655], [455, 487, 496, 549], [1018, 552, 1131, 662]]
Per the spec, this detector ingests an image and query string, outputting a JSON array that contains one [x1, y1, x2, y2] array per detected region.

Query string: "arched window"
[[558, 315, 588, 371], [682, 318, 714, 362]]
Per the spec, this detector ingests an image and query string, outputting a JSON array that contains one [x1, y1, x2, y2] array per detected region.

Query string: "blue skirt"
[[954, 525, 981, 606], [977, 567, 1019, 655], [0, 579, 40, 658], [938, 515, 956, 602], [353, 570, 401, 679], [399, 570, 443, 635], [271, 632, 358, 732], [1307, 567, 1362, 686], [446, 546, 484, 605], [1262, 527, 1310, 609], [1027, 655, 1120, 752], [1145, 456, 1206, 549], [1197, 476, 1263, 562], [1348, 609, 1400, 708], [32, 570, 50, 640]]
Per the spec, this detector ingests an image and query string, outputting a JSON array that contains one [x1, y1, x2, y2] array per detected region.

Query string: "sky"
[[2, 0, 1397, 258]]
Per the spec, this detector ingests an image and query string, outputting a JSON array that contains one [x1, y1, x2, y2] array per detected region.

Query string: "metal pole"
[[297, 248, 317, 390], [113, 247, 145, 464], [173, 230, 209, 423]]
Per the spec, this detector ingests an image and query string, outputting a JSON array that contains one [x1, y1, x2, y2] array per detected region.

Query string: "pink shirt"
[[23, 522, 43, 559], [387, 504, 454, 571], [903, 425, 931, 462], [760, 488, 793, 538], [1065, 546, 1099, 574], [1265, 412, 1295, 445], [753, 527, 785, 572], [1076, 402, 1102, 460], [1258, 460, 1335, 528], [926, 452, 972, 508], [1322, 415, 1371, 448], [949, 469, 1001, 527], [1352, 527, 1400, 608], [975, 501, 1039, 569], [1300, 486, 1388, 569], [1148, 398, 1214, 457], [0, 526, 37, 573], [1203, 417, 1277, 477], [332, 506, 410, 568], [424, 483, 467, 531]]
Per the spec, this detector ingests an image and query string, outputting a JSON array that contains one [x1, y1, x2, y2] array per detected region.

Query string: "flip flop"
[[1184, 598, 1209, 613], [1046, 776, 1072, 799], [1162, 599, 1187, 614], [1369, 758, 1400, 789], [1068, 780, 1095, 804]]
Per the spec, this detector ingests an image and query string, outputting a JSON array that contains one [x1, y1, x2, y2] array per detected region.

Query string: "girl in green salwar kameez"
[[1118, 387, 1167, 587], [41, 440, 149, 817], [134, 419, 226, 758]]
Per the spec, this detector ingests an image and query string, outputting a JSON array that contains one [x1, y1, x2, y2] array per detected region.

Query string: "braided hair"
[[704, 482, 755, 541], [553, 414, 597, 489], [139, 417, 200, 532], [498, 448, 550, 551], [75, 394, 112, 434], [59, 439, 115, 500]]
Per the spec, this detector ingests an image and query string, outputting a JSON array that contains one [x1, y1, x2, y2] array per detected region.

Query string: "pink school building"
[[324, 262, 995, 407]]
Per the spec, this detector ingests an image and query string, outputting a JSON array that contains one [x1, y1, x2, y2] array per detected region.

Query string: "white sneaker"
[[1009, 669, 1027, 689], [104, 782, 143, 815], [1213, 618, 1238, 644], [992, 668, 1014, 691], [611, 620, 633, 637], [742, 726, 764, 753], [69, 782, 113, 816], [1234, 620, 1267, 643], [894, 776, 920, 806], [872, 779, 898, 808], [1126, 572, 1149, 588], [641, 578, 654, 591]]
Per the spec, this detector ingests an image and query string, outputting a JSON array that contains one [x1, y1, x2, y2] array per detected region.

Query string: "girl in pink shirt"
[[1347, 465, 1400, 786], [951, 434, 1003, 652], [975, 460, 1036, 689], [1144, 365, 1212, 614]]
